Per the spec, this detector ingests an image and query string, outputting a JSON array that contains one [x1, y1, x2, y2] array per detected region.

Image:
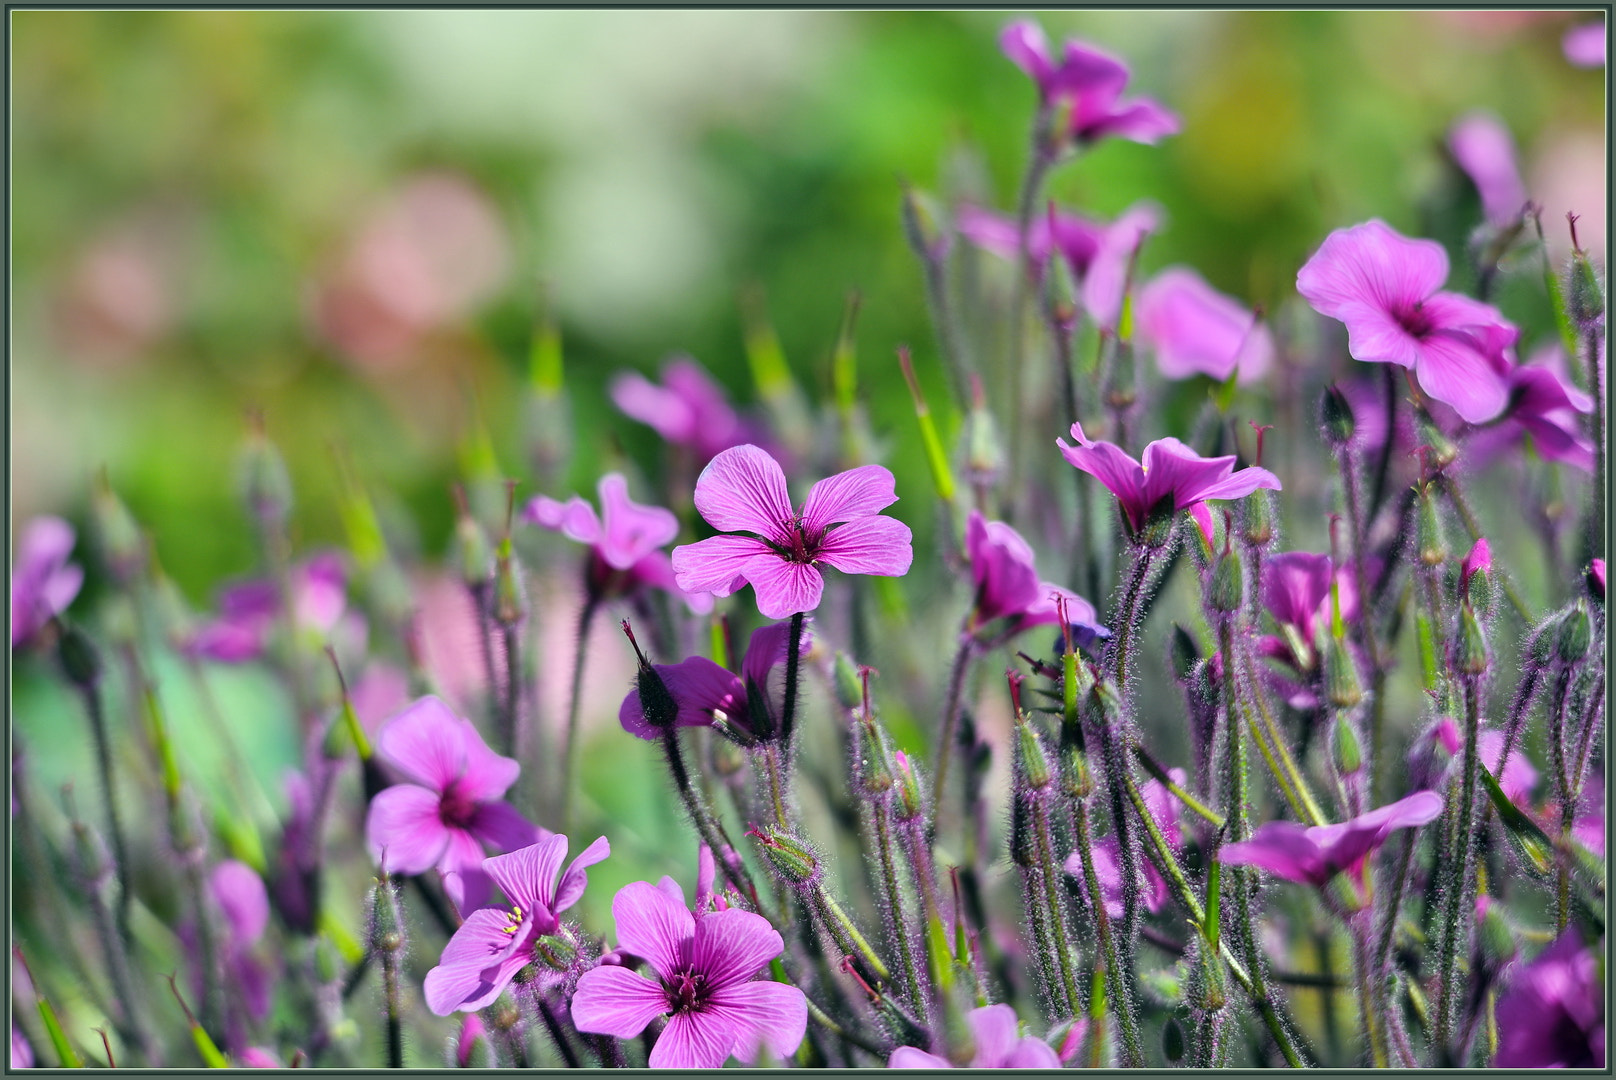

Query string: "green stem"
[[1434, 677, 1483, 1054], [1032, 798, 1085, 1023], [873, 806, 930, 1027], [560, 595, 599, 831], [1071, 798, 1142, 1064], [931, 638, 973, 823], [73, 680, 133, 946]]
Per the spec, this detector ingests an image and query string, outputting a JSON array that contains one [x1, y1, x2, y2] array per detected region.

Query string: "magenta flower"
[[999, 21, 1179, 145], [1135, 267, 1274, 384], [422, 833, 610, 1015], [889, 1003, 1060, 1069], [1496, 345, 1598, 472], [210, 860, 272, 1022], [10, 516, 84, 646], [1493, 928, 1605, 1067], [186, 552, 351, 663], [1219, 790, 1443, 891], [610, 356, 747, 464], [671, 445, 912, 620], [237, 1048, 281, 1069], [1407, 717, 1537, 805], [571, 878, 807, 1068], [1448, 112, 1528, 228], [1065, 768, 1183, 918], [1296, 219, 1519, 423], [1564, 21, 1606, 68], [364, 696, 544, 912], [963, 511, 1107, 646], [1056, 422, 1281, 540], [618, 620, 812, 743], [526, 473, 712, 613]]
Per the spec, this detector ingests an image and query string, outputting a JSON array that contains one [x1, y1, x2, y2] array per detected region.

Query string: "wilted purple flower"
[[1056, 422, 1281, 540], [999, 21, 1179, 145], [617, 620, 813, 743], [1219, 790, 1443, 891], [186, 552, 350, 663], [11, 516, 83, 647], [1135, 267, 1274, 384], [1065, 769, 1183, 918], [610, 357, 747, 464], [1493, 928, 1605, 1067], [1296, 219, 1518, 423], [671, 445, 913, 620], [964, 511, 1107, 645], [1564, 22, 1607, 68], [525, 473, 712, 613], [422, 833, 610, 1015], [1448, 112, 1528, 227], [571, 878, 807, 1068], [889, 1003, 1061, 1068], [364, 696, 544, 912]]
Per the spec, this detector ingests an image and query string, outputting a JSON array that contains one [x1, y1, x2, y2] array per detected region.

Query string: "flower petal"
[[453, 722, 521, 804], [1412, 331, 1511, 423], [597, 473, 678, 570], [422, 909, 528, 1016], [659, 657, 747, 729], [739, 620, 813, 705], [890, 1046, 955, 1068], [671, 535, 773, 597], [706, 979, 808, 1063], [612, 880, 695, 983], [571, 965, 671, 1039], [210, 861, 269, 944], [1296, 219, 1448, 322], [739, 553, 826, 620], [375, 696, 469, 792], [649, 1009, 737, 1069], [610, 371, 697, 445], [692, 445, 794, 540], [691, 907, 785, 992], [484, 834, 569, 918], [469, 800, 545, 858], [968, 1003, 1022, 1067], [815, 516, 914, 578], [999, 20, 1053, 88], [1218, 821, 1327, 886], [554, 834, 611, 915], [365, 784, 452, 875], [801, 464, 899, 533], [523, 494, 602, 546]]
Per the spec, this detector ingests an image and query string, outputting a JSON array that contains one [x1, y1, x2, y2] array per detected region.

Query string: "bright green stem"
[[560, 595, 600, 832], [814, 887, 891, 986]]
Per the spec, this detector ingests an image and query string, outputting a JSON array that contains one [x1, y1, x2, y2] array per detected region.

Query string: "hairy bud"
[[1320, 384, 1356, 447]]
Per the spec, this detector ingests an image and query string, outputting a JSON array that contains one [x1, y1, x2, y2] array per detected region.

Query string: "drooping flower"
[[1448, 112, 1528, 227], [610, 357, 748, 465], [364, 696, 544, 912], [1492, 928, 1606, 1067], [1218, 790, 1443, 891], [671, 445, 913, 620], [11, 516, 84, 647], [963, 511, 1107, 647], [1296, 219, 1519, 423], [618, 620, 813, 744], [422, 833, 610, 1015], [889, 1003, 1061, 1069], [571, 878, 807, 1068], [999, 21, 1179, 145], [1065, 768, 1185, 918], [185, 552, 352, 663], [1564, 21, 1607, 68], [1135, 267, 1274, 384], [525, 473, 711, 613], [1056, 422, 1281, 541]]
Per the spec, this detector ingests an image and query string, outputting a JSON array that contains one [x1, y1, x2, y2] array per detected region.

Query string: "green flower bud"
[[1477, 897, 1517, 965], [1323, 633, 1364, 710], [1415, 411, 1458, 471], [1417, 486, 1448, 567], [1016, 719, 1052, 791], [962, 406, 1006, 489], [1457, 605, 1489, 676], [752, 826, 821, 887], [1332, 717, 1363, 775], [493, 544, 526, 627], [533, 932, 578, 971], [368, 878, 405, 957], [91, 473, 145, 584], [856, 721, 894, 796], [1320, 384, 1356, 447], [893, 751, 924, 821], [1556, 602, 1593, 666], [1568, 246, 1605, 331], [1208, 550, 1244, 614], [833, 652, 862, 711], [1243, 490, 1275, 547], [452, 508, 493, 589]]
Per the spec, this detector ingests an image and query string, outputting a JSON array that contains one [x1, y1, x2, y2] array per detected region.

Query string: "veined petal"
[[597, 473, 679, 570], [691, 908, 785, 992], [707, 980, 808, 1063], [1191, 464, 1283, 503], [571, 966, 671, 1039], [692, 445, 793, 540], [613, 880, 695, 983], [554, 835, 611, 915], [423, 909, 531, 1015], [659, 656, 747, 728], [1057, 424, 1146, 508], [1218, 821, 1327, 886], [1296, 219, 1448, 319], [365, 784, 452, 875], [671, 535, 772, 597], [815, 516, 914, 578], [801, 464, 899, 533], [649, 1009, 737, 1070], [740, 554, 826, 620], [739, 621, 813, 707], [1139, 438, 1238, 510], [484, 835, 569, 918], [1414, 331, 1511, 423], [375, 696, 469, 792]]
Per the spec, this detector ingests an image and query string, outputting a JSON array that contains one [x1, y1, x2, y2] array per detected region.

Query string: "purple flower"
[[364, 696, 544, 912], [1219, 791, 1443, 890], [525, 473, 712, 613], [1592, 558, 1606, 600], [1408, 717, 1537, 805], [671, 445, 913, 620], [1056, 422, 1281, 540], [1296, 219, 1519, 423], [12, 1024, 32, 1070], [1493, 928, 1605, 1067], [1065, 769, 1183, 918], [456, 1015, 488, 1068], [186, 552, 351, 663], [422, 833, 610, 1015], [11, 516, 83, 646], [618, 620, 812, 743], [210, 860, 272, 1022], [1135, 267, 1274, 384], [237, 1048, 281, 1069], [1448, 112, 1528, 227], [610, 357, 747, 464], [999, 21, 1179, 145], [571, 878, 807, 1068], [1564, 22, 1607, 68], [963, 511, 1107, 645], [889, 1003, 1060, 1069], [1494, 345, 1598, 472]]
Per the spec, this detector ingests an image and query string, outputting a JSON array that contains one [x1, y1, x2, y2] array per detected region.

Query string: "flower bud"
[[962, 405, 1006, 490], [1476, 895, 1517, 966], [493, 543, 526, 627], [91, 473, 145, 584], [1015, 718, 1052, 791], [452, 505, 493, 589], [1320, 384, 1356, 447], [1457, 604, 1490, 676], [1414, 411, 1458, 471], [367, 877, 406, 958], [235, 423, 293, 529], [1567, 245, 1605, 331], [1332, 717, 1363, 776], [1323, 633, 1364, 710], [315, 934, 343, 983], [856, 721, 894, 796], [833, 652, 862, 711], [893, 750, 924, 821], [1417, 486, 1447, 566], [751, 826, 821, 887], [626, 623, 679, 732], [1208, 549, 1243, 614], [1588, 558, 1605, 605], [457, 1015, 493, 1069], [1009, 797, 1036, 867], [533, 931, 578, 971], [56, 624, 103, 690], [1556, 602, 1593, 666], [1531, 614, 1562, 666]]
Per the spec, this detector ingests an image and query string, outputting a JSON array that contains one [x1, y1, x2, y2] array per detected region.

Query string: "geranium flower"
[[422, 834, 610, 1015], [571, 878, 807, 1068], [210, 860, 272, 1023], [1564, 22, 1606, 68], [364, 696, 544, 912], [963, 511, 1107, 646], [889, 1003, 1061, 1069], [1493, 928, 1605, 1067], [1218, 791, 1443, 890], [671, 445, 912, 620], [999, 21, 1179, 145], [610, 357, 748, 465], [185, 552, 352, 663], [1296, 219, 1518, 423], [1135, 267, 1273, 384], [1056, 422, 1281, 540], [1493, 345, 1597, 472], [617, 620, 812, 744], [1448, 112, 1528, 227], [10, 516, 83, 647], [1405, 717, 1537, 805]]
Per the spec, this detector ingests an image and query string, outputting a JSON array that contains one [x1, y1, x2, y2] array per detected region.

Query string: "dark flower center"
[[438, 782, 478, 829], [1394, 302, 1432, 339], [667, 968, 710, 1015], [778, 516, 825, 565]]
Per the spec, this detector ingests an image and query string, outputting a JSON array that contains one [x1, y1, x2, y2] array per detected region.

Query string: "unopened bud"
[[57, 625, 102, 689], [1208, 550, 1244, 614], [1243, 491, 1275, 547], [368, 878, 405, 957], [625, 623, 679, 732], [1323, 633, 1364, 710], [1415, 412, 1458, 471], [457, 1015, 492, 1069], [1588, 558, 1605, 605], [752, 826, 821, 887], [1320, 384, 1356, 447], [1332, 717, 1363, 775], [452, 505, 493, 589], [1457, 605, 1490, 676], [1015, 719, 1052, 791], [91, 474, 145, 583], [962, 406, 1006, 489], [856, 722, 894, 796], [1532, 615, 1562, 666], [1417, 487, 1448, 566], [533, 932, 578, 971], [833, 653, 862, 711], [1567, 243, 1605, 331], [893, 751, 924, 821], [1556, 602, 1593, 665], [493, 545, 526, 626], [1477, 896, 1517, 965]]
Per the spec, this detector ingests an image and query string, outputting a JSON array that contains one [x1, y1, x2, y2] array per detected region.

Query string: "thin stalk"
[[1573, 668, 1606, 793], [73, 680, 133, 944], [1549, 667, 1575, 931], [779, 611, 807, 758], [659, 727, 760, 907], [560, 594, 600, 831], [1070, 801, 1141, 1063], [1440, 475, 1533, 621], [762, 744, 790, 828], [1354, 919, 1389, 1068], [1336, 444, 1389, 805], [1107, 544, 1158, 688], [534, 994, 583, 1069], [1584, 324, 1606, 559], [1004, 134, 1056, 510], [873, 807, 930, 1027], [1434, 676, 1484, 1053], [1367, 365, 1398, 524], [381, 943, 402, 1068], [1237, 645, 1326, 825], [931, 639, 973, 821], [1032, 798, 1084, 1023], [498, 619, 523, 763]]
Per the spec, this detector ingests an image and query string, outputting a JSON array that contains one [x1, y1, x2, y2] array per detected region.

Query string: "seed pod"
[[493, 544, 526, 627], [893, 751, 924, 822], [962, 405, 1006, 490], [1567, 244, 1605, 331], [452, 505, 494, 589], [368, 877, 406, 958], [856, 721, 894, 796], [1332, 717, 1363, 776], [833, 652, 862, 711]]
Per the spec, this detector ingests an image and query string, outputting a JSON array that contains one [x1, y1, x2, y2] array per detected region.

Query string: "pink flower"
[[889, 1003, 1060, 1069], [210, 860, 272, 1022], [1564, 21, 1607, 68], [963, 511, 1106, 644], [1135, 267, 1274, 384], [364, 696, 544, 912], [618, 620, 812, 743], [1056, 422, 1281, 540], [1218, 791, 1443, 890], [1296, 219, 1518, 423], [671, 445, 913, 620], [610, 357, 747, 464], [1493, 928, 1605, 1067], [422, 834, 610, 1015], [10, 1026, 30, 1070], [999, 21, 1179, 145], [571, 878, 807, 1068], [1408, 717, 1537, 805], [1065, 769, 1184, 919], [10, 516, 83, 647], [1497, 346, 1598, 472], [237, 1048, 281, 1069], [185, 552, 352, 663], [1448, 113, 1528, 227]]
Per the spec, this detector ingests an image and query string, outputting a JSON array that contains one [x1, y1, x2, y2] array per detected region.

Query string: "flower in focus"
[[1065, 768, 1184, 918], [1296, 219, 1518, 423], [422, 833, 610, 1015], [889, 1003, 1061, 1068], [1492, 928, 1606, 1067], [364, 696, 544, 912], [1219, 790, 1443, 891], [671, 445, 913, 620], [964, 510, 1107, 647], [999, 21, 1179, 145], [185, 552, 353, 663], [610, 357, 749, 465], [1447, 112, 1528, 227], [10, 516, 83, 647], [571, 878, 807, 1068], [1135, 267, 1273, 384], [1564, 21, 1607, 68], [618, 619, 812, 744], [1056, 422, 1281, 541]]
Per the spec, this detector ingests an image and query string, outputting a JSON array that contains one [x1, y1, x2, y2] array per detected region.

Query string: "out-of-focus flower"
[[889, 1002, 1061, 1068], [1135, 267, 1274, 384], [1257, 552, 1361, 705], [185, 552, 352, 663], [1219, 790, 1443, 890], [618, 620, 811, 743], [572, 878, 806, 1068], [610, 357, 748, 465], [11, 1024, 32, 1069], [422, 834, 610, 1015], [52, 223, 178, 369], [999, 21, 1179, 145], [455, 1015, 488, 1068], [1448, 112, 1528, 227], [963, 510, 1107, 646], [364, 696, 543, 912], [1492, 928, 1605, 1067], [1564, 21, 1607, 68], [1497, 346, 1597, 472], [1591, 558, 1606, 600], [1407, 717, 1537, 804], [1065, 769, 1184, 918], [11, 516, 83, 647], [1296, 219, 1518, 423], [672, 445, 913, 620], [237, 1048, 282, 1069], [210, 860, 272, 1023]]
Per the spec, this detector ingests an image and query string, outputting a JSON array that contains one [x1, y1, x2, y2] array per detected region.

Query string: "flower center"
[[438, 782, 478, 829], [1395, 302, 1432, 338], [667, 968, 709, 1015], [499, 904, 525, 935], [786, 517, 819, 564]]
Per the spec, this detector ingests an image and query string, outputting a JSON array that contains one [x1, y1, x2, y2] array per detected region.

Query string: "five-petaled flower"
[[671, 445, 913, 620], [889, 1003, 1061, 1069], [10, 516, 84, 647], [999, 21, 1179, 145], [963, 511, 1107, 647], [571, 877, 807, 1068], [610, 356, 749, 466]]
